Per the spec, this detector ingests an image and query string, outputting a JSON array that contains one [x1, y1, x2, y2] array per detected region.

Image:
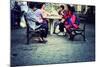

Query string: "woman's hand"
[[60, 11, 64, 15], [61, 18, 65, 23], [42, 11, 50, 18], [42, 10, 51, 17]]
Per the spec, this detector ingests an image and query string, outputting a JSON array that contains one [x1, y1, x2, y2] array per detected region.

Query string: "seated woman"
[[33, 2, 50, 42], [53, 5, 65, 35], [63, 5, 79, 40], [26, 2, 50, 42]]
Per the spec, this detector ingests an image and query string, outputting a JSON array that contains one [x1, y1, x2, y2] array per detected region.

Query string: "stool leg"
[[27, 33, 29, 44], [83, 31, 85, 41], [83, 24, 86, 41], [27, 27, 29, 44], [82, 30, 85, 41]]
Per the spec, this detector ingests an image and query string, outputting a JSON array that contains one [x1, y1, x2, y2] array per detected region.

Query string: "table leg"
[[49, 19, 54, 35]]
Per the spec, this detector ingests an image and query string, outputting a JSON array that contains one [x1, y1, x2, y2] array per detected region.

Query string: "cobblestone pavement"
[[11, 23, 95, 66]]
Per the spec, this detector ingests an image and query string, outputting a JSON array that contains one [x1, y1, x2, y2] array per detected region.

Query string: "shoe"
[[68, 35, 74, 40], [58, 32, 65, 36], [63, 32, 65, 35], [38, 40, 47, 43], [38, 40, 44, 43], [43, 40, 48, 43]]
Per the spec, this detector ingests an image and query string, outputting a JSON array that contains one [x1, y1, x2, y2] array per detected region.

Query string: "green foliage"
[[45, 3, 59, 15]]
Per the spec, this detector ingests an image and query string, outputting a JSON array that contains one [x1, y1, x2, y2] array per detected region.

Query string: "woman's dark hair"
[[67, 4, 75, 13], [27, 2, 45, 9], [71, 6, 75, 12], [35, 2, 45, 9], [67, 5, 72, 11], [27, 2, 35, 9], [60, 5, 64, 10]]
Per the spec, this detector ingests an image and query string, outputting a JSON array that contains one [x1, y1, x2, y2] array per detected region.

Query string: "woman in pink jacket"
[[64, 5, 79, 39]]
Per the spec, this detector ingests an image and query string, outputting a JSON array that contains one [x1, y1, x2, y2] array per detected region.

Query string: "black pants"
[[36, 21, 48, 38], [59, 23, 64, 32]]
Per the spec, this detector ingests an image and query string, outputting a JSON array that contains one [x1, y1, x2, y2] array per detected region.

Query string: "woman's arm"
[[71, 15, 76, 24], [42, 10, 51, 18], [71, 15, 79, 29]]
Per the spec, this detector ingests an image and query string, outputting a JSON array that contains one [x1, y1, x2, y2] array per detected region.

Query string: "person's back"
[[33, 9, 44, 23], [26, 8, 41, 30]]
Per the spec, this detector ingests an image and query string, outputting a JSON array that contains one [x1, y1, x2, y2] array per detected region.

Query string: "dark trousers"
[[59, 23, 64, 32], [36, 21, 48, 38]]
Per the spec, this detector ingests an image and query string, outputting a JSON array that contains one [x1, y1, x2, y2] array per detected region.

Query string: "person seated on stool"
[[26, 2, 50, 43], [33, 2, 51, 42], [53, 5, 66, 35], [64, 5, 79, 40]]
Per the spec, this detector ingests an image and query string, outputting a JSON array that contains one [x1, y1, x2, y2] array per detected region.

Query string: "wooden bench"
[[24, 14, 41, 44], [71, 23, 86, 41]]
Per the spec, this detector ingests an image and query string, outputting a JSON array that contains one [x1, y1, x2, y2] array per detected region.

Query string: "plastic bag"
[[20, 16, 26, 28]]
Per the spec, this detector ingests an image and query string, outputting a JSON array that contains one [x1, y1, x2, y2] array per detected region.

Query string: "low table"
[[44, 15, 62, 35]]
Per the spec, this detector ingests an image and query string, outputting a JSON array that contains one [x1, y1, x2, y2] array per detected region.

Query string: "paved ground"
[[11, 23, 95, 66]]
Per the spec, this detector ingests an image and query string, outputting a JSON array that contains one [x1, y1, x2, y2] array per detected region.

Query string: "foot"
[[68, 35, 74, 40], [58, 32, 65, 36], [38, 37, 47, 43], [38, 40, 47, 43], [42, 38, 48, 42]]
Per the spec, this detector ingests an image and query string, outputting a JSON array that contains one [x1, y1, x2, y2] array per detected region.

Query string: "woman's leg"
[[53, 20, 60, 33], [59, 22, 64, 32], [73, 24, 79, 29], [38, 20, 48, 42], [42, 20, 48, 37], [65, 25, 74, 39]]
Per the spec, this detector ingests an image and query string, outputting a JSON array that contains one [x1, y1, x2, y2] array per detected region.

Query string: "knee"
[[65, 25, 71, 29], [73, 24, 79, 29]]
